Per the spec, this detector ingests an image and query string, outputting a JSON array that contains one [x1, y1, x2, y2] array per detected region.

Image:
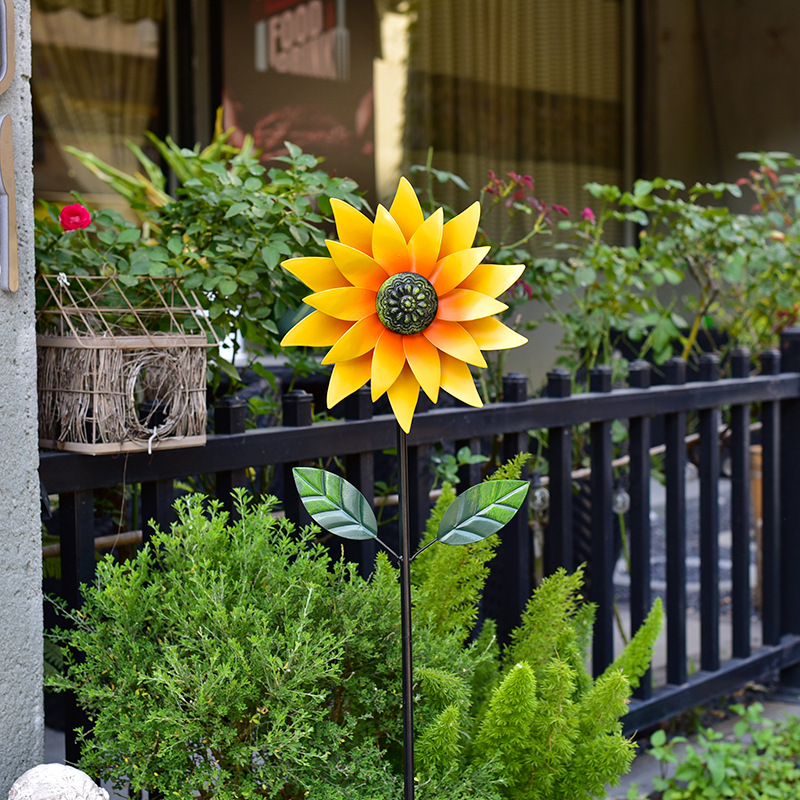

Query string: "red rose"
[[59, 203, 91, 231]]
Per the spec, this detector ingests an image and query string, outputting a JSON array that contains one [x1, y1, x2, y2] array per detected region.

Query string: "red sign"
[[222, 0, 375, 198]]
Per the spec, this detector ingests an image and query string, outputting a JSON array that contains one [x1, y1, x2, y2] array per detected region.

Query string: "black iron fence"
[[40, 328, 800, 759]]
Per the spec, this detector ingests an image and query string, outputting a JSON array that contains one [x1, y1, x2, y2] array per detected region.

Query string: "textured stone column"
[[0, 2, 42, 794]]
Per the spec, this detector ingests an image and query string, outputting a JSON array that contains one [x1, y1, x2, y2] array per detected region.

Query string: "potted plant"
[[43, 115, 368, 398]]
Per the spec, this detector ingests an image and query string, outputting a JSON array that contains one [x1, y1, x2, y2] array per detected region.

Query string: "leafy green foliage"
[[40, 123, 366, 388], [156, 138, 364, 374], [50, 493, 399, 800], [638, 703, 800, 799], [540, 153, 800, 380], [50, 486, 661, 799], [412, 459, 527, 644], [430, 443, 489, 487], [410, 148, 800, 389]]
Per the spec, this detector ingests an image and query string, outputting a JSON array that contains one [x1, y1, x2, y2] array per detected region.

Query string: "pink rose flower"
[[581, 207, 596, 224], [59, 203, 91, 231]]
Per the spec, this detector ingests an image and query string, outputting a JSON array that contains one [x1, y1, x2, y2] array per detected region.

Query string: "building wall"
[[0, 0, 42, 792], [640, 0, 800, 186]]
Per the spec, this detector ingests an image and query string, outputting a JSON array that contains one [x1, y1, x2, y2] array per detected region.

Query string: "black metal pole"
[[397, 424, 415, 800]]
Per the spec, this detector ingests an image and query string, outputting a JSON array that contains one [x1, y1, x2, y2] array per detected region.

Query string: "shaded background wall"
[[639, 0, 800, 188]]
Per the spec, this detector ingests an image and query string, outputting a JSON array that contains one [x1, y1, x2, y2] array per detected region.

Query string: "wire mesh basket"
[[36, 273, 218, 454]]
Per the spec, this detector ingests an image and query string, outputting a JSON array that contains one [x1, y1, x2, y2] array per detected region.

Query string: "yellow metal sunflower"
[[280, 177, 528, 432]]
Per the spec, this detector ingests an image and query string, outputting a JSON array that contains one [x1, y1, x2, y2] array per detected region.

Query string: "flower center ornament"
[[375, 272, 438, 335]]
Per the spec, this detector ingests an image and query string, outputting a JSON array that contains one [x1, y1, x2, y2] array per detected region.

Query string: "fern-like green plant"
[[409, 458, 664, 800]]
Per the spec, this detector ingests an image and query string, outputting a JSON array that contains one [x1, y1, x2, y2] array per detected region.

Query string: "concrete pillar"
[[0, 1, 42, 794]]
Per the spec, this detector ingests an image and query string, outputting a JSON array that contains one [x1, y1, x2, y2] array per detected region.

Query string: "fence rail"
[[40, 328, 800, 759]]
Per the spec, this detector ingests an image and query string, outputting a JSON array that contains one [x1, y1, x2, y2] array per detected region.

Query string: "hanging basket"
[[36, 273, 218, 454]]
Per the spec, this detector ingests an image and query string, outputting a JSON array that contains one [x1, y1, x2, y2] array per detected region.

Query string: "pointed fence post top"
[[760, 348, 781, 375], [699, 352, 720, 382], [628, 359, 651, 388], [502, 372, 528, 402], [283, 389, 313, 427], [589, 364, 613, 393], [665, 356, 687, 385], [780, 328, 800, 372], [547, 368, 572, 398]]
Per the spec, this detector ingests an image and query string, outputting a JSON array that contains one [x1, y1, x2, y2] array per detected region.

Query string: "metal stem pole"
[[397, 424, 415, 800]]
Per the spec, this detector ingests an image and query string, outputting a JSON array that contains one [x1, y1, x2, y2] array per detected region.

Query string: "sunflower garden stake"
[[281, 177, 529, 800]]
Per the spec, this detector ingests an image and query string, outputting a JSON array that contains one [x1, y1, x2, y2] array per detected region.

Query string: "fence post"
[[59, 489, 95, 764], [455, 435, 484, 488], [664, 357, 688, 686], [760, 348, 781, 645], [483, 372, 531, 644], [141, 478, 176, 545], [282, 389, 314, 527], [343, 386, 377, 576], [780, 330, 800, 656], [698, 353, 721, 672], [628, 360, 652, 699], [544, 368, 573, 575], [589, 365, 614, 675], [215, 398, 248, 517], [730, 349, 751, 658]]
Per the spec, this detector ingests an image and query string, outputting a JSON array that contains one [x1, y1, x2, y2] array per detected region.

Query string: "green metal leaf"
[[292, 467, 378, 541], [437, 480, 529, 546]]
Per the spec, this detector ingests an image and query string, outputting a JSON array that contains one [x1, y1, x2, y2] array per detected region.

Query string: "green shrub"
[[49, 487, 662, 799]]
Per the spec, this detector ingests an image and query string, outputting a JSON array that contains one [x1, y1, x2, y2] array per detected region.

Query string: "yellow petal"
[[436, 289, 507, 321], [387, 364, 420, 433], [439, 201, 480, 259], [327, 240, 390, 289], [408, 207, 443, 278], [282, 257, 350, 292], [281, 310, 352, 348], [305, 287, 377, 320], [403, 333, 441, 403], [459, 263, 525, 298], [423, 319, 486, 367], [372, 205, 411, 275], [388, 177, 424, 242], [440, 352, 483, 408], [371, 329, 406, 400], [461, 317, 528, 350], [428, 246, 490, 296], [327, 352, 374, 408], [321, 314, 384, 364], [331, 198, 374, 256]]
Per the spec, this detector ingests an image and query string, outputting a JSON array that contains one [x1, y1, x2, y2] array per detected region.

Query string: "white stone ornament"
[[8, 764, 109, 800]]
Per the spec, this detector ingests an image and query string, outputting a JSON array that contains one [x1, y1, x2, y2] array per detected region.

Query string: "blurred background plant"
[[38, 114, 367, 399], [541, 151, 800, 385], [411, 148, 569, 401]]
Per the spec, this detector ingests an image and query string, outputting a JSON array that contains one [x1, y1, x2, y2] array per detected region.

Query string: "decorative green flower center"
[[375, 272, 438, 335]]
